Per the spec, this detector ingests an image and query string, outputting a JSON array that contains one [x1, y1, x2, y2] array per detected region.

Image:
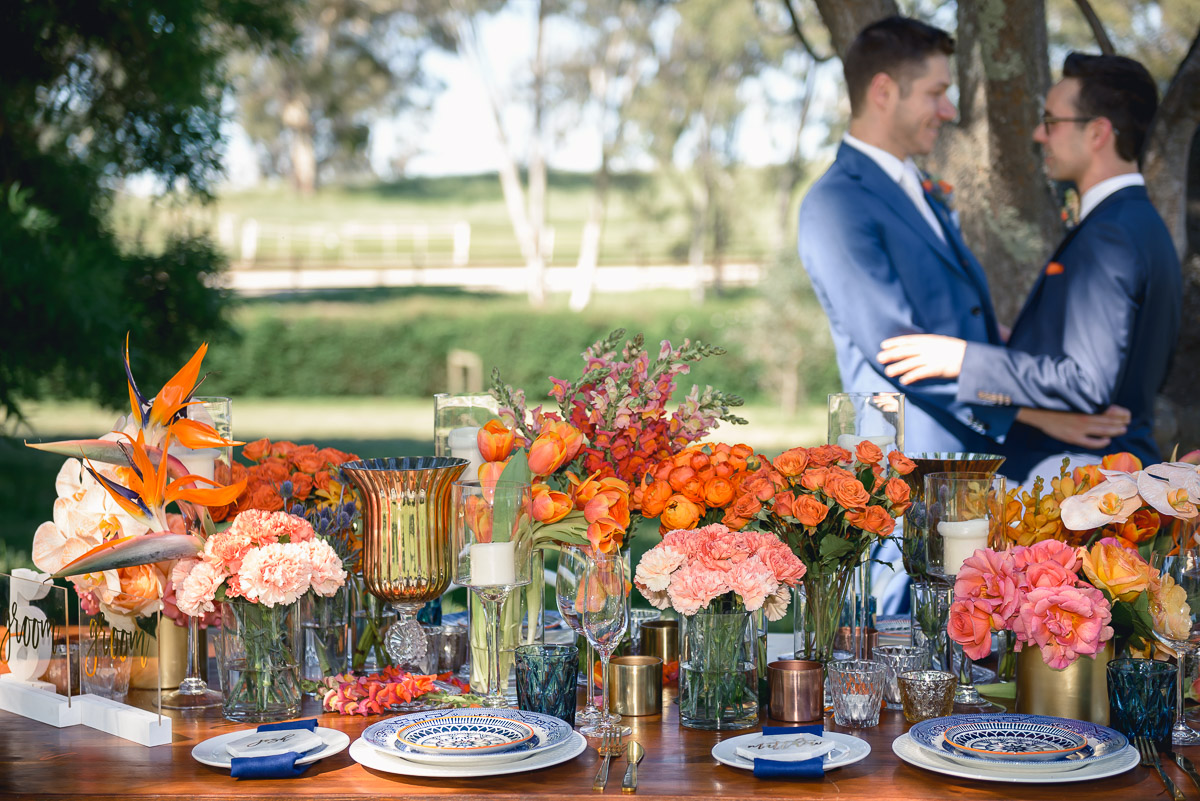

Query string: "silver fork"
[[593, 731, 618, 792], [1136, 735, 1185, 801]]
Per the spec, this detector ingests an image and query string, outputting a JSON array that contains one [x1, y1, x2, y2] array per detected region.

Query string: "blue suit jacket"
[[797, 143, 1015, 453], [958, 185, 1182, 481]]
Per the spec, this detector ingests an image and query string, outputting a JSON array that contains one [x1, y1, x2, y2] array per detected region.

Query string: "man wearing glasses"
[[877, 53, 1182, 483]]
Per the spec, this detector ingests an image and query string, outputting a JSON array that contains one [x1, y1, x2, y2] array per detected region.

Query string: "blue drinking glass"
[[1108, 658, 1176, 748], [515, 643, 579, 726]]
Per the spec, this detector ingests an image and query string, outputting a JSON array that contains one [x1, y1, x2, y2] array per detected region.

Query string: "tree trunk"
[[809, 0, 898, 57], [526, 0, 549, 306], [281, 97, 317, 195]]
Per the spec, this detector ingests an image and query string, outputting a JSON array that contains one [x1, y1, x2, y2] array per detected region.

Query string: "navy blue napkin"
[[752, 724, 826, 780], [230, 719, 319, 780]]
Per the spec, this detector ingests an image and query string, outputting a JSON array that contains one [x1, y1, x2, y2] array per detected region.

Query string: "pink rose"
[[954, 549, 1021, 623], [239, 542, 313, 607], [177, 560, 227, 617], [666, 563, 728, 617], [1012, 539, 1080, 572], [725, 555, 777, 612], [1023, 560, 1079, 591], [635, 545, 687, 593], [1013, 584, 1114, 669], [303, 539, 347, 597], [948, 598, 995, 661]]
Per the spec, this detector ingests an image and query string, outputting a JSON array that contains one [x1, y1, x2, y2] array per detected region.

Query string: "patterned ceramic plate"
[[893, 733, 1139, 784], [910, 714, 1128, 770], [361, 708, 574, 762], [711, 731, 870, 772], [942, 721, 1086, 761], [394, 714, 535, 755], [350, 731, 588, 778], [362, 722, 549, 766]]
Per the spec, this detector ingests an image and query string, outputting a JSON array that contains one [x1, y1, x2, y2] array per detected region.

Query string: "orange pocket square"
[[1045, 261, 1065, 275]]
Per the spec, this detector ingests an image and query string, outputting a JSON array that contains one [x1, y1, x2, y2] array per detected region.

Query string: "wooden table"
[[2, 686, 1196, 801]]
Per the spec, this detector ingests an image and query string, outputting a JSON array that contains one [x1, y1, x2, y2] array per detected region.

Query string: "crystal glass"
[[161, 395, 231, 710], [1149, 548, 1200, 745], [453, 479, 533, 708], [80, 631, 133, 700], [874, 645, 930, 708], [827, 658, 885, 727], [515, 643, 579, 726], [579, 551, 631, 738], [556, 546, 612, 725], [1107, 658, 1177, 748], [925, 471, 1005, 711], [897, 670, 957, 723], [909, 580, 953, 671]]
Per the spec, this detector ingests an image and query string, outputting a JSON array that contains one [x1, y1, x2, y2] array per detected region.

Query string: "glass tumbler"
[[827, 658, 885, 728]]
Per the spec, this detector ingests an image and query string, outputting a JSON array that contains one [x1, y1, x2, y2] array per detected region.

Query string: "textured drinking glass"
[[1108, 658, 1176, 748], [875, 645, 930, 708], [897, 670, 957, 723], [827, 659, 885, 728], [515, 643, 580, 726], [1149, 549, 1200, 745], [909, 581, 953, 671]]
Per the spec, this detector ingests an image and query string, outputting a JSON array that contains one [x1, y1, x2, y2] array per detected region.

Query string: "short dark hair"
[[1061, 52, 1158, 163], [843, 17, 955, 117]]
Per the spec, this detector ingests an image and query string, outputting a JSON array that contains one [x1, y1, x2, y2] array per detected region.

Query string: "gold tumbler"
[[609, 655, 663, 716], [640, 619, 679, 665]]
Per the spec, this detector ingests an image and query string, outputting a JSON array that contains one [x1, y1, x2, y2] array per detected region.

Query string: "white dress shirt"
[[1078, 172, 1144, 222], [843, 133, 945, 243]]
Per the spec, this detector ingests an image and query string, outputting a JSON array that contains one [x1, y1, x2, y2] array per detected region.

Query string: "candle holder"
[[342, 457, 468, 667], [925, 471, 1005, 712], [434, 393, 499, 482], [452, 479, 533, 708]]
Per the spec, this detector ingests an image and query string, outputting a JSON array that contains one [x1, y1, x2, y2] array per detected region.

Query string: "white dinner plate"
[[192, 726, 350, 769], [892, 733, 1139, 784], [711, 730, 870, 772], [349, 730, 587, 778]]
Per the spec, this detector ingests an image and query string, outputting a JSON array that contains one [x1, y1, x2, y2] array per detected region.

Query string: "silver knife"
[[1149, 746, 1186, 801], [1173, 750, 1200, 793]]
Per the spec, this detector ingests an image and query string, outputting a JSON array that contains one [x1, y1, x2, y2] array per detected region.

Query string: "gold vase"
[[128, 617, 206, 690], [1015, 641, 1113, 724]]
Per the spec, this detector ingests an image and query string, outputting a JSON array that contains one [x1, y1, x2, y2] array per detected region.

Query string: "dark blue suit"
[[958, 185, 1182, 481], [798, 143, 1015, 453]]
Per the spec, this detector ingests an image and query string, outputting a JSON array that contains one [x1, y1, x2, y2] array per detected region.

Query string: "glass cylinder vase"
[[300, 585, 351, 693], [679, 609, 758, 730], [793, 567, 857, 664], [217, 599, 302, 723]]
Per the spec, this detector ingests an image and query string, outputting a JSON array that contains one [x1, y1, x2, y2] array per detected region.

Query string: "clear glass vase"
[[793, 567, 857, 664], [679, 609, 758, 730], [300, 585, 350, 693], [350, 575, 396, 673], [217, 599, 302, 723]]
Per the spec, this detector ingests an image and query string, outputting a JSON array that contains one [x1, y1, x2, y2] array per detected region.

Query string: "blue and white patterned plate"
[[361, 708, 574, 763], [363, 723, 545, 766], [910, 714, 1128, 771], [394, 714, 535, 755], [942, 721, 1086, 761]]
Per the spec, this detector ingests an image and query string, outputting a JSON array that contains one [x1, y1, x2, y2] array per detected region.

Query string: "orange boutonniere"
[[920, 174, 955, 212], [1046, 262, 1065, 276]]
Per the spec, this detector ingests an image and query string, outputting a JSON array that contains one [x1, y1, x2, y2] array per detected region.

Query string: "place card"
[[734, 732, 838, 763], [226, 729, 325, 758], [0, 570, 79, 727]]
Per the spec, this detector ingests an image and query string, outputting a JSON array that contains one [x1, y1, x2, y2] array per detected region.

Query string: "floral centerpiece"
[[633, 442, 762, 533], [634, 523, 805, 729]]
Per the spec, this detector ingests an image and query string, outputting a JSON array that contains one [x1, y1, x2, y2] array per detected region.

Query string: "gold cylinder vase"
[[1015, 641, 1113, 724], [129, 617, 206, 690]]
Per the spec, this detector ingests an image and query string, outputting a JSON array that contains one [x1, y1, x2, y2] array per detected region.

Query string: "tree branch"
[[1071, 0, 1115, 55], [779, 0, 834, 62]]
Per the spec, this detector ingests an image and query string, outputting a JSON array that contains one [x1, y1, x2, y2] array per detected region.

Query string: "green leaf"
[[500, 448, 532, 486], [818, 533, 856, 562]]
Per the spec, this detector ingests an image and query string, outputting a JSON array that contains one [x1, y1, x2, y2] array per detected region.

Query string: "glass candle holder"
[[827, 658, 885, 728], [875, 645, 931, 708], [897, 670, 957, 722]]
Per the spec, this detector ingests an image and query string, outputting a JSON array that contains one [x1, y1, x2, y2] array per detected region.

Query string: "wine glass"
[[556, 545, 616, 725], [453, 479, 533, 708], [1150, 548, 1200, 745], [578, 551, 631, 739]]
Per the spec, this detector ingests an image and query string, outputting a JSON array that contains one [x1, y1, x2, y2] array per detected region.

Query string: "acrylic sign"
[[0, 570, 72, 692]]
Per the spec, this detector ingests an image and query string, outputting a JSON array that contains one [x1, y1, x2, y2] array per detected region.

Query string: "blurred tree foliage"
[[0, 0, 295, 422]]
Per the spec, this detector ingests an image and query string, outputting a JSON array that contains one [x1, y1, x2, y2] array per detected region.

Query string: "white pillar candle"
[[836, 434, 896, 453], [447, 426, 484, 482], [175, 447, 218, 482], [469, 541, 517, 587], [938, 519, 990, 575]]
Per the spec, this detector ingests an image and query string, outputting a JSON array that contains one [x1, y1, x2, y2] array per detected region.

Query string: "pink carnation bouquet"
[[633, 523, 806, 620], [948, 537, 1169, 669]]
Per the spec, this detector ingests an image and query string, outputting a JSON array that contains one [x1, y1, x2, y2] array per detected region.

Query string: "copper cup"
[[834, 626, 878, 659], [768, 659, 824, 722], [608, 655, 663, 716], [640, 619, 679, 665]]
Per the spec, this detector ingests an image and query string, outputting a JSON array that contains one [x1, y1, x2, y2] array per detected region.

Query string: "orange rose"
[[640, 480, 674, 517], [721, 507, 750, 531], [246, 484, 285, 511], [829, 476, 870, 510], [478, 419, 516, 463], [660, 495, 702, 531], [794, 496, 829, 527], [772, 448, 810, 477], [884, 477, 911, 513], [772, 490, 795, 518], [848, 505, 895, 536], [313, 470, 333, 492], [251, 460, 290, 484], [743, 476, 776, 503], [106, 564, 165, 617], [855, 440, 884, 465], [703, 477, 735, 508], [318, 447, 358, 465], [887, 451, 916, 475], [532, 485, 572, 524], [271, 441, 298, 459], [241, 438, 271, 462], [731, 493, 762, 520], [800, 467, 828, 491], [293, 452, 327, 474], [289, 471, 314, 501]]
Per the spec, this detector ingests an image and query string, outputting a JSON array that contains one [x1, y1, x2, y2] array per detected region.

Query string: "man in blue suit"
[[877, 53, 1181, 483]]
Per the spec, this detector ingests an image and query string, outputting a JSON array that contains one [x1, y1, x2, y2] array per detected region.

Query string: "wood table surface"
[[2, 686, 1197, 801]]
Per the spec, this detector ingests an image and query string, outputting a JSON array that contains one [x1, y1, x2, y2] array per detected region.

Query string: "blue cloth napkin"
[[752, 724, 826, 780], [230, 719, 319, 780]]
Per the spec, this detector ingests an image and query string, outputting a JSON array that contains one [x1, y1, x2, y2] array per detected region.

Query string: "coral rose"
[[793, 496, 830, 528], [289, 471, 314, 501], [245, 483, 285, 512], [1013, 584, 1114, 669], [241, 438, 271, 462], [948, 598, 995, 661], [293, 452, 327, 474], [773, 448, 810, 477], [800, 467, 828, 492], [1080, 539, 1151, 601], [478, 419, 516, 463], [730, 493, 762, 521], [702, 477, 736, 508], [887, 451, 916, 475], [720, 507, 750, 531], [772, 491, 795, 519], [829, 476, 870, 510], [640, 480, 673, 517], [884, 477, 911, 514], [105, 564, 166, 618], [955, 549, 1020, 622], [854, 440, 884, 465], [661, 495, 703, 531], [847, 504, 895, 536]]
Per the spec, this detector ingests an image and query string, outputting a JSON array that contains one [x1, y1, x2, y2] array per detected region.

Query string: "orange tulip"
[[478, 460, 508, 488], [478, 419, 516, 463], [1104, 507, 1160, 545], [528, 422, 583, 476], [531, 484, 572, 524], [1101, 452, 1142, 473]]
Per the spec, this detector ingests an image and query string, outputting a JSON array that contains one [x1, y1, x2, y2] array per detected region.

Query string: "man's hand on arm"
[[876, 334, 968, 384], [1014, 405, 1131, 449]]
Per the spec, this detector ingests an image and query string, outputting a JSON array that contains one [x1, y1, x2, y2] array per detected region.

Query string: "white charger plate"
[[349, 730, 587, 778], [192, 727, 350, 769], [711, 730, 870, 772], [892, 733, 1139, 783]]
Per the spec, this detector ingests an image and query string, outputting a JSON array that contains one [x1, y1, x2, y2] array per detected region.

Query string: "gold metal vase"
[[342, 456, 467, 666], [128, 617, 205, 690], [1015, 641, 1113, 724]]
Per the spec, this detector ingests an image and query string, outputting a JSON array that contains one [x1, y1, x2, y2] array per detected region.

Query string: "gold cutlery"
[[1171, 748, 1200, 793], [1136, 736, 1184, 801], [621, 740, 645, 793], [593, 731, 619, 792]]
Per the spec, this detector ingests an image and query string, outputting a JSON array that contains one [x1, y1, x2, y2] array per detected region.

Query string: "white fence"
[[219, 217, 473, 268]]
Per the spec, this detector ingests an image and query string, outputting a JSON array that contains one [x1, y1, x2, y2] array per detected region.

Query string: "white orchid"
[[1059, 470, 1144, 530], [1137, 462, 1200, 519]]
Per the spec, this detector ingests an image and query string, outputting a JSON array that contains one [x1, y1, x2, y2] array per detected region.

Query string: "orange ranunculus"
[[106, 564, 165, 617], [246, 483, 285, 511], [721, 507, 750, 531], [800, 467, 828, 491], [794, 496, 830, 527], [478, 460, 508, 488], [773, 448, 810, 477], [884, 477, 911, 512], [848, 505, 895, 536], [679, 476, 705, 504], [712, 461, 735, 479], [887, 451, 916, 475], [241, 438, 271, 462], [532, 485, 572, 524], [660, 495, 703, 531], [772, 490, 795, 518], [731, 443, 754, 461], [478, 419, 516, 463], [688, 451, 710, 472], [668, 466, 697, 492], [855, 440, 884, 465], [829, 476, 870, 510], [289, 471, 314, 501], [293, 452, 327, 474], [1101, 452, 1142, 473], [640, 480, 674, 517], [703, 477, 735, 508], [1104, 507, 1161, 545], [730, 492, 762, 520], [1081, 539, 1151, 601]]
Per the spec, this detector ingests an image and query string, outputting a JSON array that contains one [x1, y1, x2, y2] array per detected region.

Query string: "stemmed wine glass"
[[578, 551, 631, 739], [453, 479, 533, 708], [556, 545, 616, 725], [1150, 548, 1200, 745]]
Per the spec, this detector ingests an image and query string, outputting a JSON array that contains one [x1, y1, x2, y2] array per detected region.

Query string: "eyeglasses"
[[1040, 113, 1097, 131]]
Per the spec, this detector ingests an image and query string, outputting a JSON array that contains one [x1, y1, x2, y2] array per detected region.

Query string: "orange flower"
[[855, 440, 883, 465], [317, 447, 358, 464], [532, 485, 572, 524], [293, 452, 327, 474], [246, 483, 285, 512], [1101, 452, 1142, 473], [800, 467, 828, 491], [1072, 464, 1104, 492], [271, 441, 298, 459], [743, 476, 776, 503], [772, 490, 795, 518], [313, 470, 333, 492], [251, 460, 290, 484], [478, 460, 508, 488], [703, 477, 735, 507], [478, 419, 516, 463], [721, 507, 750, 531], [773, 447, 810, 477], [884, 477, 911, 513], [847, 505, 895, 536], [730, 492, 762, 520], [1103, 507, 1160, 545], [1045, 261, 1065, 276], [829, 476, 870, 510], [587, 517, 624, 553], [242, 438, 271, 462], [687, 451, 710, 472], [806, 445, 841, 468], [290, 472, 314, 501], [661, 495, 703, 531], [106, 564, 165, 617], [527, 422, 584, 476], [668, 466, 697, 492], [679, 475, 705, 504], [640, 480, 674, 517], [887, 451, 916, 475], [794, 496, 829, 527]]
